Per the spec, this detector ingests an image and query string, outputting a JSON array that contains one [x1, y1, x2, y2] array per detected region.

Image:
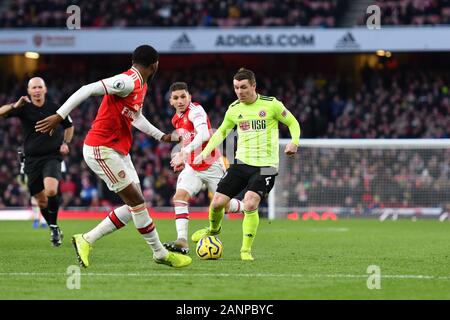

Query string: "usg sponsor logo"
[[335, 32, 360, 49], [216, 34, 314, 47], [171, 33, 195, 50]]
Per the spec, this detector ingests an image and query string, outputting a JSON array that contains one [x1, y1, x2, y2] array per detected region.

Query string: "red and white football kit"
[[57, 67, 164, 192], [171, 102, 225, 196]]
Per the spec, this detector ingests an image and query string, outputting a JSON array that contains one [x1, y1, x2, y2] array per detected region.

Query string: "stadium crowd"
[[0, 0, 339, 28], [0, 66, 449, 209], [278, 147, 450, 212], [360, 0, 450, 26], [3, 0, 450, 28]]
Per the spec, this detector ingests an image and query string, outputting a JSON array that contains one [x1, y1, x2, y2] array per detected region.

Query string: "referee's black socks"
[[40, 207, 51, 226], [47, 194, 60, 226]]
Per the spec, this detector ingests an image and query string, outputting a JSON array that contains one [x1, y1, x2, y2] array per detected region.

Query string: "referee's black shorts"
[[216, 162, 277, 200], [25, 155, 62, 196]]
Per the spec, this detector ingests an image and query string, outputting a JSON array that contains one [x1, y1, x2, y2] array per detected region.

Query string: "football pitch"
[[1, 218, 450, 300]]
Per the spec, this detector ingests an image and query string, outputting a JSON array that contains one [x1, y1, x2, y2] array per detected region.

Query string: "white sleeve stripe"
[[131, 67, 144, 86]]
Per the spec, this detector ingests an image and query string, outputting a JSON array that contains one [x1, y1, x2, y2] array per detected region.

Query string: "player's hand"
[[60, 143, 69, 155], [170, 152, 185, 168], [284, 143, 298, 156], [193, 153, 204, 165], [161, 133, 182, 143], [172, 163, 185, 172], [35, 114, 63, 135], [13, 96, 31, 109]]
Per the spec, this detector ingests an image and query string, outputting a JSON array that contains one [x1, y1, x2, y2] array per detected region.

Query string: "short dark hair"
[[233, 68, 256, 85], [169, 82, 189, 93], [132, 45, 159, 67]]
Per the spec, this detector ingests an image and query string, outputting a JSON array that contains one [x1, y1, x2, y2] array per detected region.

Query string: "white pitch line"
[[1, 272, 450, 280], [307, 228, 349, 232]]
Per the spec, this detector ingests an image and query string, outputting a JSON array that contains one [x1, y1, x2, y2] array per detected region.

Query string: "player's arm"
[[0, 96, 30, 117], [182, 106, 210, 153], [35, 74, 134, 133], [274, 100, 301, 156], [193, 110, 235, 164], [60, 115, 74, 155], [132, 108, 174, 142], [171, 106, 210, 167]]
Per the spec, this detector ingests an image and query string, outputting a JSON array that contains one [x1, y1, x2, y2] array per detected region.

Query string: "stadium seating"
[[3, 0, 450, 28], [1, 66, 448, 208], [0, 0, 340, 28]]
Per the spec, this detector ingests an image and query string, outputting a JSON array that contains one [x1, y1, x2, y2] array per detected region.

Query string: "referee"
[[0, 77, 74, 247]]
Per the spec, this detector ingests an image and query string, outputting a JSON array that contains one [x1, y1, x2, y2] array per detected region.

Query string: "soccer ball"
[[196, 236, 223, 260]]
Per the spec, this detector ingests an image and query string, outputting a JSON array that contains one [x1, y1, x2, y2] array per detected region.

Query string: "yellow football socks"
[[241, 209, 259, 252]]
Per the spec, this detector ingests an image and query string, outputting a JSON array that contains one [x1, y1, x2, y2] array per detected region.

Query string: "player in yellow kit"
[[192, 68, 301, 260]]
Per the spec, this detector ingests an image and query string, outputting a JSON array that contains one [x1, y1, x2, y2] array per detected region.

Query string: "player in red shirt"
[[164, 82, 244, 254], [35, 45, 191, 268]]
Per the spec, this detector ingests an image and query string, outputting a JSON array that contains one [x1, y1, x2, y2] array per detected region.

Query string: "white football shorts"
[[177, 158, 226, 196], [83, 144, 139, 193]]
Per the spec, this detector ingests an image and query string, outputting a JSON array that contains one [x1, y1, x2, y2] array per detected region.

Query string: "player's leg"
[[240, 170, 277, 261], [203, 159, 244, 214], [83, 204, 132, 243], [192, 163, 250, 242], [118, 182, 191, 268], [164, 165, 203, 253], [173, 190, 190, 242], [76, 145, 190, 268], [119, 152, 191, 267], [191, 192, 230, 242], [29, 172, 61, 246], [42, 158, 64, 246], [226, 198, 244, 213], [43, 176, 63, 246], [27, 167, 52, 228], [30, 195, 47, 228], [163, 188, 191, 254], [79, 145, 134, 242], [240, 191, 261, 261], [72, 145, 133, 267], [32, 190, 50, 226], [72, 204, 133, 268]]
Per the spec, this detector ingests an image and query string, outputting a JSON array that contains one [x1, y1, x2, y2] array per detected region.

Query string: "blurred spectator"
[[60, 174, 78, 208], [79, 176, 98, 207], [359, 0, 450, 26], [0, 0, 340, 28]]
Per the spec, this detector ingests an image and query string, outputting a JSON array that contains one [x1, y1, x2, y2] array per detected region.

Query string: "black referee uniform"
[[6, 100, 73, 243]]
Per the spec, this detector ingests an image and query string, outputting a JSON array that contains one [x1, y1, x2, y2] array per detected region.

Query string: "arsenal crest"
[[118, 170, 126, 179]]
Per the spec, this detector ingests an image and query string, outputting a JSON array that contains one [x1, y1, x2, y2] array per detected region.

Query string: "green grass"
[[0, 218, 450, 299]]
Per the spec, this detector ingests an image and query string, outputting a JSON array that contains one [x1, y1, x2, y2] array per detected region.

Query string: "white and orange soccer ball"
[[196, 236, 223, 260]]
